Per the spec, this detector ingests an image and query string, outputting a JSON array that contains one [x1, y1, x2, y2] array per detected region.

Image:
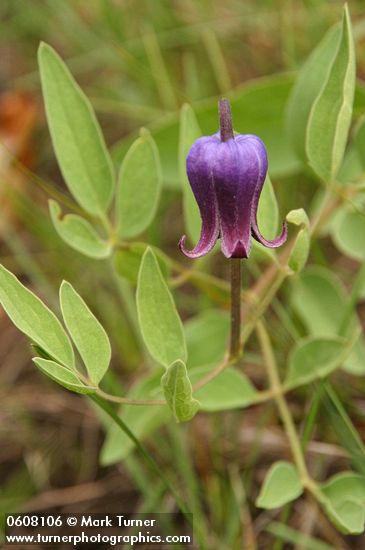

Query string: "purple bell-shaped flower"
[[179, 99, 287, 259]]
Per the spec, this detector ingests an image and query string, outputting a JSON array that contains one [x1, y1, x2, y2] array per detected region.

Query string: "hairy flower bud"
[[179, 100, 287, 259]]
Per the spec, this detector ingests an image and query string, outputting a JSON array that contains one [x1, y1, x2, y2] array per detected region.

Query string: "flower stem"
[[219, 98, 234, 141], [230, 258, 242, 359]]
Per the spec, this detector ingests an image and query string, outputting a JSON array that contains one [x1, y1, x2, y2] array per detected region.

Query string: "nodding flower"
[[179, 99, 287, 259]]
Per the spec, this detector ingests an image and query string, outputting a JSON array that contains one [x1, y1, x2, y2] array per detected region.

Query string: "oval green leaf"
[[288, 227, 310, 273], [333, 210, 365, 261], [286, 337, 351, 388], [256, 461, 303, 509], [0, 265, 74, 368], [38, 42, 114, 215], [190, 366, 258, 412], [161, 360, 199, 422], [321, 497, 365, 535], [322, 472, 365, 503], [286, 24, 342, 162], [319, 472, 365, 534], [306, 6, 355, 181], [59, 281, 111, 385], [49, 200, 111, 259], [136, 248, 187, 367], [116, 129, 162, 239]]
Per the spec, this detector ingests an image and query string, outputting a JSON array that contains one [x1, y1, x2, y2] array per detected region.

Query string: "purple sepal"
[[179, 132, 287, 259]]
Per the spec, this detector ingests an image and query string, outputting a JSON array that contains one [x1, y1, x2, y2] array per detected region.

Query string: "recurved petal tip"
[[178, 229, 218, 259], [251, 220, 288, 249]]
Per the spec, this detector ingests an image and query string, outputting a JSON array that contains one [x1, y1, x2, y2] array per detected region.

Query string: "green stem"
[[229, 259, 242, 359], [256, 321, 309, 482], [96, 388, 164, 406], [90, 394, 192, 525]]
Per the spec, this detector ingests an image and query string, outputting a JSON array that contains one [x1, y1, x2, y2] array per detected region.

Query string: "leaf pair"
[[38, 43, 162, 258], [0, 265, 110, 390]]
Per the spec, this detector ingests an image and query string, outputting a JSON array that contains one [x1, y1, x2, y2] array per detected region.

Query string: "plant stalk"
[[230, 258, 242, 359], [257, 320, 309, 482]]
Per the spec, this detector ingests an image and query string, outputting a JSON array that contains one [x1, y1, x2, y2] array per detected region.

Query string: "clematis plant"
[[1, 9, 364, 538], [179, 99, 287, 357]]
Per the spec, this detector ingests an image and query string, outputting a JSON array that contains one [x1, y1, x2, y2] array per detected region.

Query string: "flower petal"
[[251, 220, 288, 248], [214, 136, 263, 258], [179, 136, 220, 258], [247, 135, 288, 249]]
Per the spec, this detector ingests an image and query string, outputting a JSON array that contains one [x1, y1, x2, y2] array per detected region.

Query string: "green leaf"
[[59, 281, 111, 385], [179, 104, 202, 242], [291, 267, 365, 374], [100, 371, 169, 465], [318, 473, 365, 534], [49, 200, 111, 259], [190, 366, 258, 412], [116, 128, 162, 239], [161, 360, 199, 422], [286, 24, 342, 162], [33, 357, 95, 394], [321, 472, 365, 503], [322, 498, 365, 535], [332, 210, 365, 261], [256, 461, 303, 509], [306, 6, 355, 181], [38, 42, 114, 215], [286, 337, 352, 388], [185, 309, 229, 369], [113, 243, 169, 285], [137, 248, 187, 367], [288, 228, 310, 273], [0, 265, 74, 368], [286, 208, 309, 227]]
